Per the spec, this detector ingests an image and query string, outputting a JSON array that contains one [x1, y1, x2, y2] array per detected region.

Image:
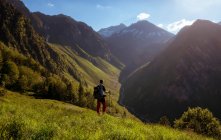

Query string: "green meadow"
[[0, 90, 213, 140]]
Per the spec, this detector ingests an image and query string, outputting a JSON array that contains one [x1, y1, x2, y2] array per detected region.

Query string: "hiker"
[[94, 80, 106, 114]]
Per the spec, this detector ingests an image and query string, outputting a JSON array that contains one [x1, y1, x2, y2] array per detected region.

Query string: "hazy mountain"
[[106, 20, 174, 80], [98, 24, 127, 38], [121, 20, 221, 122]]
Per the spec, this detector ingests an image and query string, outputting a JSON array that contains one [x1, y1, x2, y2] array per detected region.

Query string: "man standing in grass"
[[96, 80, 106, 114]]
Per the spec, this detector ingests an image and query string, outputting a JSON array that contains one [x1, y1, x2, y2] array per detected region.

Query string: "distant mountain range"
[[98, 24, 127, 38], [105, 20, 174, 80], [121, 20, 221, 122]]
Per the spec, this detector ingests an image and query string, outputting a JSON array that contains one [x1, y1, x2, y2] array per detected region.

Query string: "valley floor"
[[0, 89, 213, 140]]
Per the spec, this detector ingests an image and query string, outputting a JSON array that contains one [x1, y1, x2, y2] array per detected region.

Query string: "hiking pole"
[[109, 91, 111, 113], [105, 90, 111, 113]]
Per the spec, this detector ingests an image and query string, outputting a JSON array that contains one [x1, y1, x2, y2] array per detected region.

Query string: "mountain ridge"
[[106, 20, 174, 80], [121, 19, 221, 122], [98, 23, 127, 38], [5, 0, 123, 69]]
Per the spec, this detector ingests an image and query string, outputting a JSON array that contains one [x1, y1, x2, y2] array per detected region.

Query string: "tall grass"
[[0, 91, 213, 140]]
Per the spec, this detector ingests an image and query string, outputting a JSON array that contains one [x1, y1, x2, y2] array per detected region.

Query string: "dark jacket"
[[98, 84, 106, 99]]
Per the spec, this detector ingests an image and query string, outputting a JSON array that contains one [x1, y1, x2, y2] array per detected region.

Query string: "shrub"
[[0, 89, 6, 96], [159, 116, 171, 126], [46, 76, 67, 99], [17, 66, 43, 91], [67, 83, 79, 104], [174, 107, 221, 138], [1, 61, 19, 86]]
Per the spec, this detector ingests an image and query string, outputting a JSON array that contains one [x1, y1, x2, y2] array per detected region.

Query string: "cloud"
[[96, 4, 111, 9], [167, 19, 195, 33], [157, 24, 164, 28], [137, 12, 150, 21], [47, 2, 54, 7]]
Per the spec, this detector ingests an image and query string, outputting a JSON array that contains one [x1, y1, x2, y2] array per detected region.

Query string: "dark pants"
[[97, 98, 106, 114]]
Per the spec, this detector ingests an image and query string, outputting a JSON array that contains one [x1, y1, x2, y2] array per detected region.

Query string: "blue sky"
[[21, 0, 221, 33]]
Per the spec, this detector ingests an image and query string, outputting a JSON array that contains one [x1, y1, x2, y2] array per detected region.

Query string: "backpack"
[[93, 85, 103, 99], [93, 86, 99, 99]]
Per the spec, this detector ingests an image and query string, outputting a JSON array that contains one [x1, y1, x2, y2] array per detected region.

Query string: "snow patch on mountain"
[[98, 24, 126, 38]]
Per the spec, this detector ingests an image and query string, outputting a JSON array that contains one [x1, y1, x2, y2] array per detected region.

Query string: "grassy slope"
[[0, 90, 213, 140], [49, 44, 121, 101], [51, 44, 120, 91]]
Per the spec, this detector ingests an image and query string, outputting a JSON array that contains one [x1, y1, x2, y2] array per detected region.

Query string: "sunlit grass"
[[0, 91, 213, 140]]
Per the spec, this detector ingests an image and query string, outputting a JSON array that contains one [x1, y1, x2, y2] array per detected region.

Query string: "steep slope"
[[106, 20, 174, 80], [0, 0, 82, 81], [31, 12, 109, 58], [6, 0, 30, 16], [30, 12, 124, 69], [31, 12, 123, 69], [6, 0, 123, 69], [98, 23, 127, 38], [0, 0, 58, 70], [49, 44, 121, 94], [122, 20, 221, 122], [0, 90, 212, 140]]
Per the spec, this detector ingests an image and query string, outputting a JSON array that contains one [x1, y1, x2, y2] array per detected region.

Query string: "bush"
[[1, 61, 19, 86], [0, 89, 6, 96], [174, 107, 221, 138], [159, 116, 171, 126], [67, 83, 79, 104], [46, 76, 67, 99], [17, 66, 43, 91]]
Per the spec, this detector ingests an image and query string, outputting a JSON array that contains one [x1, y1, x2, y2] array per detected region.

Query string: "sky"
[[21, 0, 221, 33]]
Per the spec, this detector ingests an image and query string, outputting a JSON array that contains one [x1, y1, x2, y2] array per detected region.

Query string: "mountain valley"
[[0, 0, 221, 139]]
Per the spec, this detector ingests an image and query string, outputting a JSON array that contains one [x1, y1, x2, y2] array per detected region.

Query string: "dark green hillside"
[[122, 20, 221, 122], [0, 0, 58, 68], [0, 39, 125, 116]]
